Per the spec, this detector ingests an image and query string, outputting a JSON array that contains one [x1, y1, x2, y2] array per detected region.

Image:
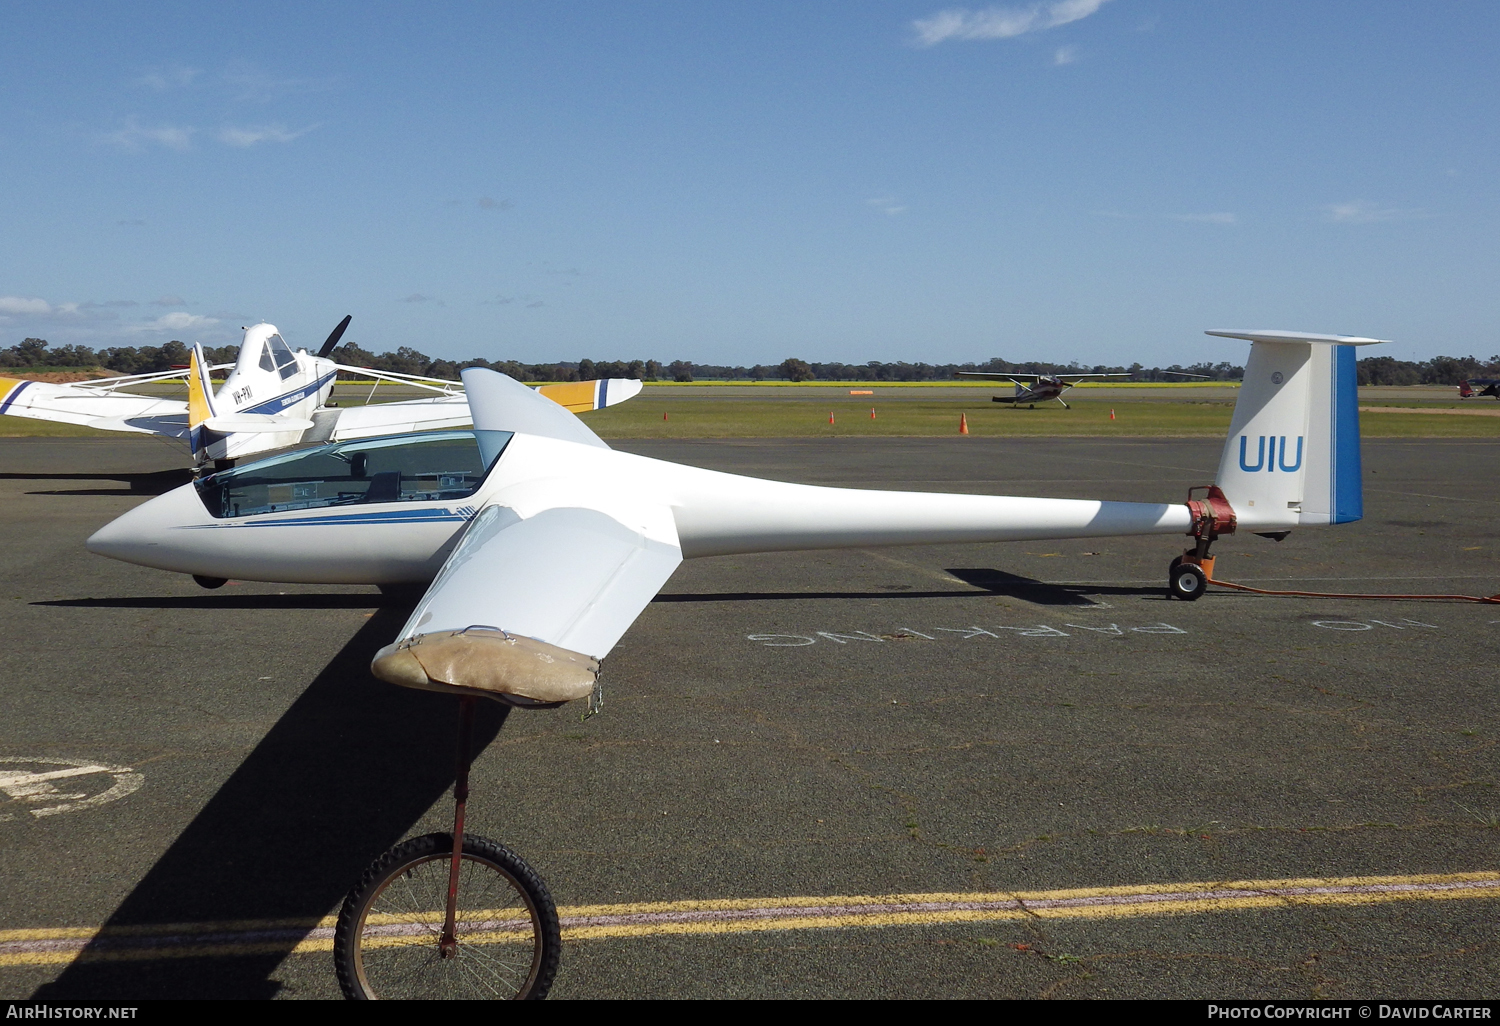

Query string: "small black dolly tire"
[[1168, 561, 1207, 601], [334, 832, 560, 1000]]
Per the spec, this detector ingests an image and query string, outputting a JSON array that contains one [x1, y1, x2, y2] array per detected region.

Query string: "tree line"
[[3, 335, 1496, 386]]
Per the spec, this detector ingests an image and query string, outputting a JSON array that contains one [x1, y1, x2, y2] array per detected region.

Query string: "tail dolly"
[[1168, 485, 1237, 600]]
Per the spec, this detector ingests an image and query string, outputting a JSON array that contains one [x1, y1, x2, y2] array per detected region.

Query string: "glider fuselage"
[[87, 428, 1193, 585]]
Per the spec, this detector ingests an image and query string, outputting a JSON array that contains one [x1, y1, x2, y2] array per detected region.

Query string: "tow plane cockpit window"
[[267, 333, 298, 380], [194, 430, 513, 519]]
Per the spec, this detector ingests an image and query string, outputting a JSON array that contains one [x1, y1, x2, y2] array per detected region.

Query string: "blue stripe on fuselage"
[[237, 370, 337, 416], [184, 505, 477, 529]]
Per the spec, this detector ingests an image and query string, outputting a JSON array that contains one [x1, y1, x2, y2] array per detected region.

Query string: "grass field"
[[584, 397, 1500, 438], [2, 396, 1495, 439]]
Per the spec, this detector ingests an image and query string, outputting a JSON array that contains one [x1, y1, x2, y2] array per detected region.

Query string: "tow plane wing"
[[322, 369, 642, 441], [2, 315, 644, 464], [0, 367, 210, 437]]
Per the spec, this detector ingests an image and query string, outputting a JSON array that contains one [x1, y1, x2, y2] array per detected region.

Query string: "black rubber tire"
[[192, 575, 227, 589], [334, 833, 560, 1000], [1168, 562, 1207, 601]]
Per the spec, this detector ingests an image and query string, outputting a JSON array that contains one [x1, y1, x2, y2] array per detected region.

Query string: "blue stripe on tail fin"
[[1331, 344, 1362, 524]]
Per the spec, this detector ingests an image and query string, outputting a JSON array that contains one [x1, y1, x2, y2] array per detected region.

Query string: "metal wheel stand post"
[[439, 696, 477, 959]]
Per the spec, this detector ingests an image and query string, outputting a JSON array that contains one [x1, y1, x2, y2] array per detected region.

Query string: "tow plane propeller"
[[317, 314, 353, 358]]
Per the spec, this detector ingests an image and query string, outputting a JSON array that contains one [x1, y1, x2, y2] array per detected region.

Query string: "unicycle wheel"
[[334, 832, 560, 1000]]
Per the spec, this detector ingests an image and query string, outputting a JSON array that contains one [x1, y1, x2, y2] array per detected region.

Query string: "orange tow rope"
[[1206, 574, 1500, 604]]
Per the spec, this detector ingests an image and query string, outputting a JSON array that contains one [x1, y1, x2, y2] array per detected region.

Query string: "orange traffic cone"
[[1109, 409, 1115, 420], [829, 412, 835, 424], [870, 407, 876, 419], [959, 413, 969, 435], [663, 411, 669, 421]]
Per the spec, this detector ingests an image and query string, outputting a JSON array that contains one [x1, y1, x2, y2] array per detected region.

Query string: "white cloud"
[[222, 61, 335, 103], [913, 0, 1111, 46], [152, 295, 187, 307], [1053, 45, 1078, 64], [102, 117, 194, 152], [134, 66, 200, 91], [126, 312, 219, 334], [0, 296, 52, 316], [1172, 212, 1238, 225], [1325, 201, 1418, 224], [217, 123, 312, 147], [867, 195, 908, 216]]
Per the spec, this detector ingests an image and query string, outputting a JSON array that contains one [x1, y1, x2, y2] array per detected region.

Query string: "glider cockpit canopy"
[[193, 429, 513, 519]]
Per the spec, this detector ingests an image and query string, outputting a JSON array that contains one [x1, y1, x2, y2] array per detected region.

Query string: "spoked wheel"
[[334, 832, 561, 1000]]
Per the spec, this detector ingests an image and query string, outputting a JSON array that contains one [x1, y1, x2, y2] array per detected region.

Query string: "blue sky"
[[1, 1, 1496, 366]]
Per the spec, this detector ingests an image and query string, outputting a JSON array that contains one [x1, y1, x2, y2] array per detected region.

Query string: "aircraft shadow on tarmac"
[[33, 607, 508, 1000], [36, 594, 385, 611], [654, 568, 1165, 607], [0, 468, 194, 497]]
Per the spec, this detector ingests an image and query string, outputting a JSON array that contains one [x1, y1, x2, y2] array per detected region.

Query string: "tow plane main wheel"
[[1168, 561, 1207, 601], [334, 832, 560, 1000]]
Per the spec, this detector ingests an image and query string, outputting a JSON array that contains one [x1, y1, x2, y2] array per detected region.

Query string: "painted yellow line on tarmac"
[[2, 871, 1496, 967]]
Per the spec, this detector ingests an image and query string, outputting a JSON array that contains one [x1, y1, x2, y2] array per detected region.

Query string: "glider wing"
[[370, 494, 682, 704]]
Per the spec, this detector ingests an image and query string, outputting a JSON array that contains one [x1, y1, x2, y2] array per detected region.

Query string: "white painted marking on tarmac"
[[746, 634, 816, 647], [1312, 618, 1442, 632], [0, 756, 143, 820], [815, 631, 885, 644], [747, 622, 1188, 646]]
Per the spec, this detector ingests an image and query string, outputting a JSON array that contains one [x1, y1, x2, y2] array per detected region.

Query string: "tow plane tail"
[[187, 343, 218, 461], [1206, 330, 1387, 531]]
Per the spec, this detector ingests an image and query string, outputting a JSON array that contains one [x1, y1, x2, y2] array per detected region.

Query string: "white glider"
[[86, 330, 1384, 706], [0, 319, 643, 468]]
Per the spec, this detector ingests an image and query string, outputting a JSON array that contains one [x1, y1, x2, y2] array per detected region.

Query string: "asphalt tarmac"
[[0, 434, 1497, 1000]]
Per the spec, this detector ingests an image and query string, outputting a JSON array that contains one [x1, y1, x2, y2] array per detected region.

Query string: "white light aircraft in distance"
[[0, 317, 643, 469], [958, 368, 1209, 408], [86, 330, 1383, 707]]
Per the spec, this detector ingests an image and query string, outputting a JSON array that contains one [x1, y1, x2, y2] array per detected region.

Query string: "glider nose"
[[86, 483, 207, 567]]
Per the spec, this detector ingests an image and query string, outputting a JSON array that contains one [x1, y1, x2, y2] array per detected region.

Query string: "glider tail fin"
[[1208, 331, 1387, 530], [187, 343, 217, 460]]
